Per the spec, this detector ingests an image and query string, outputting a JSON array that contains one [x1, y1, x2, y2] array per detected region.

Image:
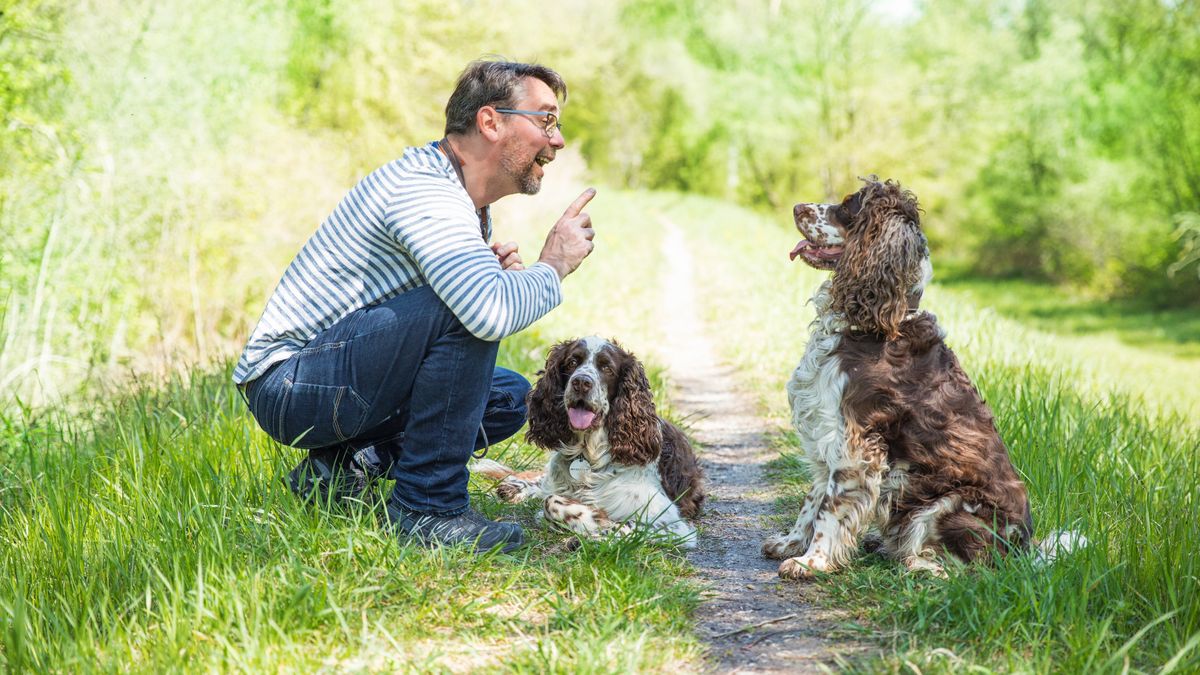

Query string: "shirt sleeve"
[[383, 175, 562, 341]]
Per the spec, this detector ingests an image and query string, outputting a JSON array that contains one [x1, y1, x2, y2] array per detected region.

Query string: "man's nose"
[[550, 129, 565, 150], [570, 376, 593, 394]]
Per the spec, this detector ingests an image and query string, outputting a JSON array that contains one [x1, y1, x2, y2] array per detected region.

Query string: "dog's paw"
[[496, 480, 524, 503], [778, 552, 833, 580], [761, 534, 808, 560], [904, 556, 947, 579]]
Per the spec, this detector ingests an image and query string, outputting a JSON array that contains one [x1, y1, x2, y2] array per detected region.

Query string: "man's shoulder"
[[374, 142, 454, 183], [355, 142, 460, 203]]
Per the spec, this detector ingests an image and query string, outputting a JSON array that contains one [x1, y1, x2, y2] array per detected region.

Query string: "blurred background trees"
[[2, 0, 1198, 406]]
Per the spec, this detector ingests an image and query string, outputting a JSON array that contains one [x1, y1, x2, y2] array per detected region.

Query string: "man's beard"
[[500, 140, 543, 195]]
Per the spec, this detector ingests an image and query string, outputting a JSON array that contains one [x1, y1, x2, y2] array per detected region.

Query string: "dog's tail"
[[1032, 529, 1089, 566], [470, 458, 517, 480]]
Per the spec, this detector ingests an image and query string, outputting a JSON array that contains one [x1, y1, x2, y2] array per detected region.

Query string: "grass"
[[0, 361, 701, 672], [937, 272, 1200, 359], [672, 191, 1200, 672]]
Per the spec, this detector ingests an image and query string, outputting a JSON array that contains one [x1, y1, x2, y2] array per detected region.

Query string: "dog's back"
[[657, 420, 704, 519]]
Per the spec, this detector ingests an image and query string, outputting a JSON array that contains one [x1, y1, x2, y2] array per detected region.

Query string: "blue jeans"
[[244, 285, 530, 515]]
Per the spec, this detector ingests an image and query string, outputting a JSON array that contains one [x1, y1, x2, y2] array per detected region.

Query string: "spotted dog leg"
[[543, 495, 632, 540], [779, 431, 887, 580], [762, 464, 830, 560]]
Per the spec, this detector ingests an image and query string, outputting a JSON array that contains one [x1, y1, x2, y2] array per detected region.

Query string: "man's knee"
[[494, 367, 531, 412], [483, 368, 531, 443]]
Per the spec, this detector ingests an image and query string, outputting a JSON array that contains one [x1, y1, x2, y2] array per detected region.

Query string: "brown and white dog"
[[762, 177, 1074, 579], [474, 337, 704, 548]]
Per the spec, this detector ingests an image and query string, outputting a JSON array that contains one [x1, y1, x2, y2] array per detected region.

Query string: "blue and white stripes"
[[233, 141, 562, 385]]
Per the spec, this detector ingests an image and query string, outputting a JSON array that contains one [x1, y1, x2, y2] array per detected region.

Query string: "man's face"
[[498, 77, 565, 195]]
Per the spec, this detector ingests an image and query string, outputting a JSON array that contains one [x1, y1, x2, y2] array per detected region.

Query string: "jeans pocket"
[[282, 382, 370, 448]]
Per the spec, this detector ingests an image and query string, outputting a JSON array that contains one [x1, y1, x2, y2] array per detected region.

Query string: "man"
[[234, 60, 595, 554]]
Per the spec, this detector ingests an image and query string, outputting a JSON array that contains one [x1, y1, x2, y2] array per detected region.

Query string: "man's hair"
[[444, 59, 567, 136]]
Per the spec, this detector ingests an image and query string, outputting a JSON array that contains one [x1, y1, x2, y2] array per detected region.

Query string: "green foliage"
[[0, 0, 71, 165], [961, 0, 1200, 302]]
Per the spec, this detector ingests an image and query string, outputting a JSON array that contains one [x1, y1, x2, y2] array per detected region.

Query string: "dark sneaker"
[[385, 496, 525, 554], [285, 447, 377, 507], [351, 445, 392, 481]]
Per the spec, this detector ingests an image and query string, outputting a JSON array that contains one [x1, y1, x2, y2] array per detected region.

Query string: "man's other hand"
[[538, 188, 596, 280], [492, 241, 525, 271]]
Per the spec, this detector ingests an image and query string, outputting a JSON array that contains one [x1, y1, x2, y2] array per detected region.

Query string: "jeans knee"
[[494, 368, 531, 411], [483, 368, 530, 444]]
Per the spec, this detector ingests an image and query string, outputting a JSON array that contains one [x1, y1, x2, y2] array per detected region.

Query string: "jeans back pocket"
[[281, 381, 370, 448]]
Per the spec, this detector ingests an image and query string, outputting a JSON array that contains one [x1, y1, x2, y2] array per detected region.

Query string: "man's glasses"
[[494, 109, 562, 137]]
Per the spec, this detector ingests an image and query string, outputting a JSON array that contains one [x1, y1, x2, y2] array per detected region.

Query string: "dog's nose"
[[570, 377, 593, 394], [794, 203, 813, 220]]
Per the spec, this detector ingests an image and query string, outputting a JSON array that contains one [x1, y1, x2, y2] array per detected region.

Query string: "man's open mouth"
[[535, 154, 553, 167], [790, 239, 844, 268], [566, 403, 599, 430]]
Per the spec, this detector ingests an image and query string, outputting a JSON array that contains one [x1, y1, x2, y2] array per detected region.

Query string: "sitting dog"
[[762, 177, 1046, 579], [474, 336, 704, 548]]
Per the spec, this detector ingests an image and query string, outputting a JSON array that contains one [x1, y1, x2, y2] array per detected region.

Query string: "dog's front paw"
[[904, 556, 947, 579], [496, 480, 523, 503], [762, 534, 808, 560], [778, 552, 833, 580]]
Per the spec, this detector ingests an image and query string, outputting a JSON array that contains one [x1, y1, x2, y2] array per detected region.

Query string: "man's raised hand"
[[538, 188, 596, 280]]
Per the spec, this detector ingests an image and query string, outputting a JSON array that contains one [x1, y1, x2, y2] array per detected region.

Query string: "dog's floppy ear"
[[606, 346, 662, 466], [832, 179, 928, 338], [525, 340, 575, 449]]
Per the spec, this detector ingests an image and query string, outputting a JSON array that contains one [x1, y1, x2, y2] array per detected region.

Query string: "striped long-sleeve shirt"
[[232, 141, 562, 385]]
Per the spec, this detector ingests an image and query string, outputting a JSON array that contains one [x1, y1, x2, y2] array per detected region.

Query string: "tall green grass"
[[0, 358, 701, 672], [668, 191, 1200, 672]]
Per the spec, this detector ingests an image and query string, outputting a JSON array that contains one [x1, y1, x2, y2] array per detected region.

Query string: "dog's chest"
[[786, 323, 849, 466]]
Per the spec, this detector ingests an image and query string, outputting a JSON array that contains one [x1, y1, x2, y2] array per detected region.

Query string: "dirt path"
[[658, 217, 864, 673]]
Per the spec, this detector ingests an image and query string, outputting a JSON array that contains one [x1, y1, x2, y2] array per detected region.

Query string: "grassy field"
[[2, 187, 1198, 672]]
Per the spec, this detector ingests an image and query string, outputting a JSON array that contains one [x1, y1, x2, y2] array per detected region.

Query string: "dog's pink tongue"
[[568, 407, 596, 430], [790, 240, 810, 261]]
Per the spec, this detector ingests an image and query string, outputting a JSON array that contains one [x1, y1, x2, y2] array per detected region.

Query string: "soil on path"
[[657, 217, 868, 674]]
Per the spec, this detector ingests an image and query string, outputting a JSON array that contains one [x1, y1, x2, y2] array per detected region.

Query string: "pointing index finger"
[[563, 188, 596, 218]]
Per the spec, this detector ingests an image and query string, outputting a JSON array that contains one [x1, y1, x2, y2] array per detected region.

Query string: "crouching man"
[[234, 60, 596, 554]]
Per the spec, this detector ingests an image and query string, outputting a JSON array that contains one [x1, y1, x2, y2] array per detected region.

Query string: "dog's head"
[[526, 336, 662, 465], [790, 177, 930, 337]]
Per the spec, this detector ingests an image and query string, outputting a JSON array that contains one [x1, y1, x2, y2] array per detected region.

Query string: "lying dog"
[[474, 337, 703, 548], [762, 177, 1074, 579]]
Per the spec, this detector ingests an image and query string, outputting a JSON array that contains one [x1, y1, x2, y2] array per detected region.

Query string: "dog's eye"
[[601, 365, 614, 375], [565, 357, 578, 369]]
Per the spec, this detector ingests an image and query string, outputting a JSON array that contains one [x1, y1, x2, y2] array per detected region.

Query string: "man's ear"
[[476, 106, 502, 142]]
